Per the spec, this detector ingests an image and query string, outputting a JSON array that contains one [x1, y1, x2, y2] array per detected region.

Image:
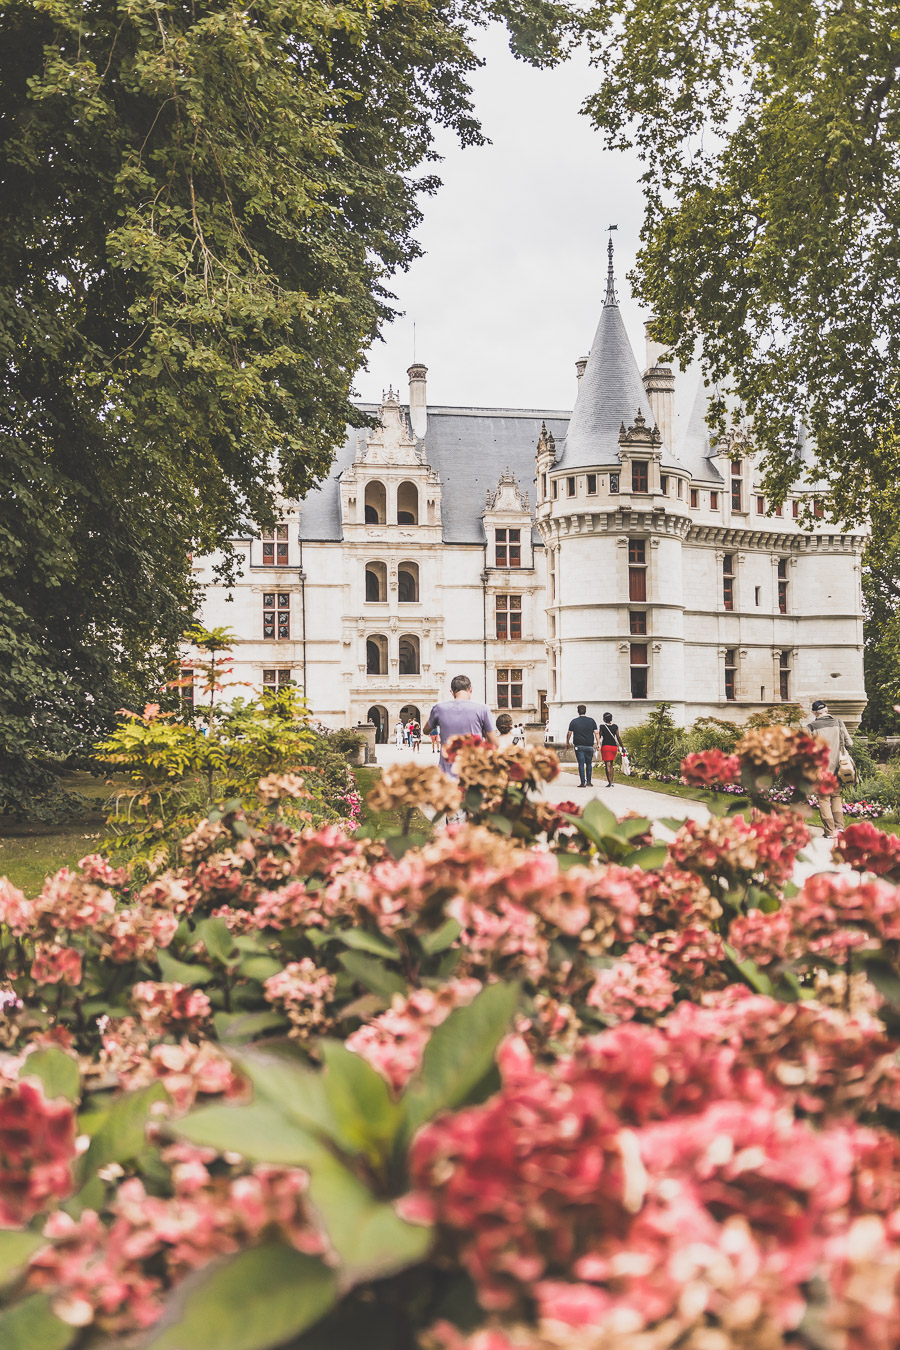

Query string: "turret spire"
[[604, 228, 618, 308]]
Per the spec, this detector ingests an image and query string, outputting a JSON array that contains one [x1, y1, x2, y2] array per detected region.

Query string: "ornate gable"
[[484, 466, 530, 514], [354, 389, 422, 468]]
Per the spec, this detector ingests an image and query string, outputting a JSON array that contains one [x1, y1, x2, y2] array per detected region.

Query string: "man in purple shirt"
[[424, 675, 498, 776]]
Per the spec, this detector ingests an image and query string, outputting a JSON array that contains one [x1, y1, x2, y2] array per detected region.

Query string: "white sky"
[[355, 25, 653, 413]]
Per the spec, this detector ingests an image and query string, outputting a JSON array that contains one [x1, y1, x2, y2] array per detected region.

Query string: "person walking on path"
[[393, 720, 404, 749], [424, 675, 498, 777], [410, 721, 422, 753], [566, 705, 599, 787], [806, 699, 854, 837], [597, 712, 626, 787], [495, 713, 515, 750]]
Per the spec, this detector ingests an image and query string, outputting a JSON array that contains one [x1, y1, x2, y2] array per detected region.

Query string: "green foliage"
[[0, 0, 574, 814], [0, 1294, 75, 1350], [621, 703, 685, 775], [145, 1245, 338, 1350], [582, 0, 900, 523]]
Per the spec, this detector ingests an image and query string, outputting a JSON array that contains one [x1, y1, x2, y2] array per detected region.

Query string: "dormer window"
[[495, 528, 521, 568], [632, 460, 649, 494], [262, 525, 288, 565]]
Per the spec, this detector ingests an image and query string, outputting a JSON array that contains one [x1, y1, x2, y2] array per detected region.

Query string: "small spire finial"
[[604, 225, 618, 308]]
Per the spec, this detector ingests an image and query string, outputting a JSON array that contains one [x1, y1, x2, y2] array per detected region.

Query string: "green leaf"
[[723, 943, 774, 996], [20, 1048, 80, 1103], [659, 817, 686, 832], [0, 1294, 75, 1350], [403, 982, 518, 1134], [338, 951, 406, 1001], [486, 813, 513, 835], [318, 1042, 404, 1163], [304, 1154, 431, 1283], [79, 1082, 168, 1179], [420, 918, 462, 955], [581, 798, 617, 836], [0, 1230, 45, 1287], [157, 948, 214, 986], [614, 817, 652, 839], [177, 1101, 330, 1168], [556, 851, 591, 870], [238, 955, 284, 981], [213, 1010, 287, 1042], [196, 917, 237, 965], [864, 959, 900, 1005], [334, 928, 400, 959], [231, 1048, 338, 1138], [145, 1244, 336, 1350], [622, 844, 668, 870]]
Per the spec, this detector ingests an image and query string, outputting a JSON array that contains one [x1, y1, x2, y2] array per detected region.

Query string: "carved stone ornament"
[[484, 466, 530, 514]]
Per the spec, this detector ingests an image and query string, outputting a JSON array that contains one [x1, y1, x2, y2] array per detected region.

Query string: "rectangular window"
[[754, 586, 761, 606], [494, 528, 521, 568], [495, 594, 522, 641], [779, 649, 791, 701], [263, 668, 292, 690], [677, 478, 683, 498], [690, 488, 699, 508], [724, 648, 737, 701], [552, 480, 558, 499], [567, 476, 576, 497], [610, 473, 620, 494], [262, 524, 289, 566], [541, 473, 548, 499], [660, 474, 668, 496], [630, 643, 648, 699], [629, 611, 647, 635], [731, 460, 743, 512], [722, 554, 735, 612], [632, 460, 649, 493], [628, 538, 647, 602], [497, 667, 523, 709], [773, 502, 783, 517], [814, 498, 824, 518], [710, 491, 718, 510], [756, 495, 765, 514], [777, 558, 788, 613], [263, 592, 290, 640], [179, 666, 195, 708], [586, 473, 597, 495], [792, 499, 800, 518]]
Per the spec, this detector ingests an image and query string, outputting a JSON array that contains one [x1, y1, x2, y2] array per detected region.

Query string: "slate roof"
[[297, 406, 570, 544], [554, 250, 683, 473], [675, 378, 724, 484]]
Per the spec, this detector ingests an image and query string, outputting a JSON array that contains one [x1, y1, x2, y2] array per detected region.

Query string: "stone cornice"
[[687, 524, 864, 552]]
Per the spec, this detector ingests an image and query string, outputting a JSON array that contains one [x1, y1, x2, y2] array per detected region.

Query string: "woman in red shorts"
[[597, 712, 625, 787]]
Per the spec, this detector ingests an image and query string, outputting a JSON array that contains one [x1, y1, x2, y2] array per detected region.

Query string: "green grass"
[[353, 766, 433, 837], [0, 772, 112, 894]]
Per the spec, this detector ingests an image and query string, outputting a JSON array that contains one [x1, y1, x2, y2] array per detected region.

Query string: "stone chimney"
[[407, 363, 427, 439], [575, 356, 588, 385], [642, 322, 674, 449]]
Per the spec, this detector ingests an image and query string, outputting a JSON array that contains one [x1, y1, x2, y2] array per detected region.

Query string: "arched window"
[[367, 705, 389, 743], [366, 635, 388, 675], [364, 481, 386, 524], [398, 561, 419, 603], [397, 481, 418, 525], [365, 562, 387, 602], [398, 634, 420, 675]]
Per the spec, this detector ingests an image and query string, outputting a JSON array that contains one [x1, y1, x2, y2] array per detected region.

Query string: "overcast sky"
[[355, 25, 652, 414]]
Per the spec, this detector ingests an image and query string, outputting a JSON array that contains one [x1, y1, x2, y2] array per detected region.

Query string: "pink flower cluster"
[[680, 749, 741, 789], [26, 1146, 323, 1334], [407, 1020, 900, 1346], [835, 822, 900, 883], [0, 1077, 77, 1227], [131, 982, 212, 1034], [669, 810, 809, 888], [263, 959, 336, 1035], [30, 944, 83, 986], [346, 979, 482, 1092], [586, 948, 675, 1022]]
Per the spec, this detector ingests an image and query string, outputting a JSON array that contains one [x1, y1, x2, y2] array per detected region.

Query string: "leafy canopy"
[[0, 0, 574, 813], [582, 0, 900, 524]]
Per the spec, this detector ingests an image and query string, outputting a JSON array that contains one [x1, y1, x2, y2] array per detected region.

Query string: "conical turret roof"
[[556, 242, 680, 471]]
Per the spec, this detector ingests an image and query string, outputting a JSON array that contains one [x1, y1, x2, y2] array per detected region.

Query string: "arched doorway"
[[367, 705, 389, 743], [399, 704, 421, 727]]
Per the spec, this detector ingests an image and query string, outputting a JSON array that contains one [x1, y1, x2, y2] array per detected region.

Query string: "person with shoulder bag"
[[806, 699, 855, 837]]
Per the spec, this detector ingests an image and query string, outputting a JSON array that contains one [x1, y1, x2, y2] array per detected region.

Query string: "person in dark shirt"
[[566, 704, 599, 787], [597, 712, 625, 787]]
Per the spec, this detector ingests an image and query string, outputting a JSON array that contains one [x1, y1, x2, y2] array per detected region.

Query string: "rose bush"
[[0, 727, 898, 1348]]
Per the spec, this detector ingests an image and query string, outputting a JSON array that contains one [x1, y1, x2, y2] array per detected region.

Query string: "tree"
[[581, 0, 900, 524], [862, 527, 900, 733], [0, 0, 573, 814]]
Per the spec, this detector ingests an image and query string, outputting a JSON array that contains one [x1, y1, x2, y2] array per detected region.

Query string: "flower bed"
[[0, 730, 899, 1349]]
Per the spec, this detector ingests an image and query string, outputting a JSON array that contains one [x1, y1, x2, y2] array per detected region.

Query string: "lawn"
[[0, 765, 431, 895]]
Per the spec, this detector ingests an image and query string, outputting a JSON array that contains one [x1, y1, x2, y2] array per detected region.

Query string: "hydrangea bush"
[[1, 730, 899, 1348]]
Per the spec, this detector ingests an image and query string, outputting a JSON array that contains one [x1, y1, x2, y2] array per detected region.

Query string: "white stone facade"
[[190, 270, 867, 739]]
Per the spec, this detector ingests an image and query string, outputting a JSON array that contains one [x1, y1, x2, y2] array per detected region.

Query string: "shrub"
[[621, 702, 685, 774]]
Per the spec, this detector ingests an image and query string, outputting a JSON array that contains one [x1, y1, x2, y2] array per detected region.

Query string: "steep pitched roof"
[[675, 377, 723, 483], [297, 406, 570, 544], [555, 244, 680, 471]]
